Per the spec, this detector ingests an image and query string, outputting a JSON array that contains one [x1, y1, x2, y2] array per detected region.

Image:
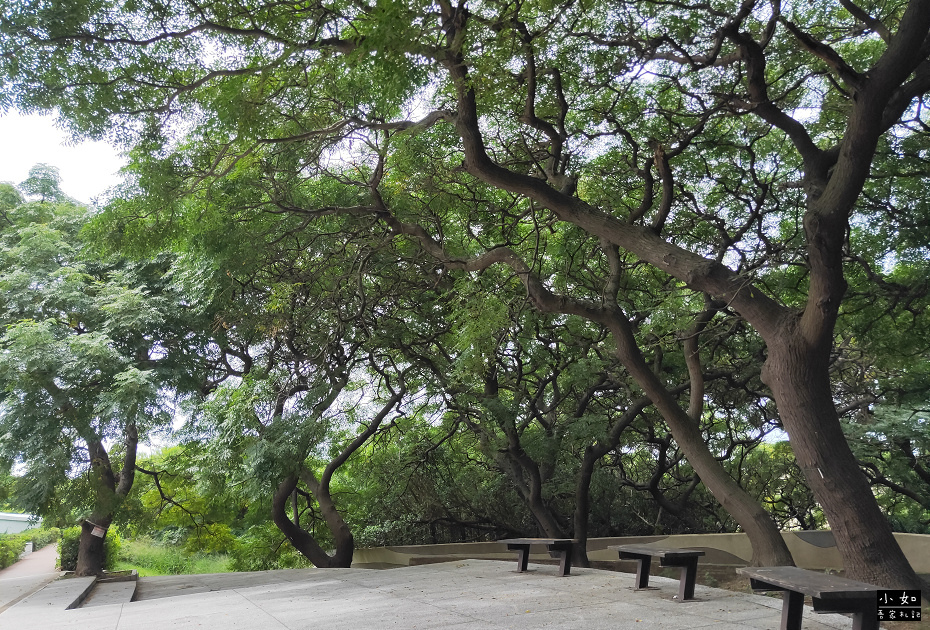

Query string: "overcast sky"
[[0, 110, 125, 205]]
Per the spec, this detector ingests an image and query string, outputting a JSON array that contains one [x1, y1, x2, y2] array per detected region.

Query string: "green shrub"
[[104, 531, 121, 570], [57, 527, 80, 571], [0, 527, 63, 570], [32, 527, 61, 549], [184, 523, 237, 555], [0, 532, 29, 569], [57, 526, 121, 572], [227, 524, 312, 572]]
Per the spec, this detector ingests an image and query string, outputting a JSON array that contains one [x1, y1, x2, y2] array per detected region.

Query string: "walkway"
[[0, 559, 869, 630], [0, 543, 60, 613]]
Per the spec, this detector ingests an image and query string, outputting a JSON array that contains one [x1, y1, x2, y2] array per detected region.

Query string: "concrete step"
[[8, 576, 97, 612], [75, 570, 138, 608], [80, 580, 138, 607]]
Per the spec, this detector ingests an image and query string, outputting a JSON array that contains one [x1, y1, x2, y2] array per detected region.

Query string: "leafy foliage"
[[4, 0, 930, 585]]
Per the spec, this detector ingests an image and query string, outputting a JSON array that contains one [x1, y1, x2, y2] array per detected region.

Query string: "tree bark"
[[607, 313, 795, 567], [272, 475, 353, 568], [75, 516, 111, 576], [572, 397, 648, 568], [495, 446, 569, 539], [762, 325, 921, 588], [300, 468, 356, 567], [74, 426, 137, 576], [271, 386, 404, 568]]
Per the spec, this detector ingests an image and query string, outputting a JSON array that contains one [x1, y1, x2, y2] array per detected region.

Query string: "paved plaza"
[[0, 552, 871, 630]]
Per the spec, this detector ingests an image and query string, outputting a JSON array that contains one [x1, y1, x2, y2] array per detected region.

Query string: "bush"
[[0, 527, 61, 570], [57, 527, 80, 571], [0, 532, 29, 569], [57, 525, 121, 572], [32, 527, 61, 549], [227, 524, 312, 572], [105, 531, 121, 569]]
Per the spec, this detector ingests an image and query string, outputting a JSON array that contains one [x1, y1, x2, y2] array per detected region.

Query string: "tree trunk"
[[469, 394, 570, 542], [571, 446, 599, 568], [300, 469, 354, 567], [271, 389, 404, 568], [74, 431, 136, 577], [496, 448, 568, 539], [272, 475, 354, 568], [607, 315, 795, 567], [572, 397, 647, 568], [763, 329, 921, 588], [75, 517, 111, 576]]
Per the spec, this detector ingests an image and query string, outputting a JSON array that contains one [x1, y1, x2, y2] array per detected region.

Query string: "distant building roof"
[[0, 512, 35, 522]]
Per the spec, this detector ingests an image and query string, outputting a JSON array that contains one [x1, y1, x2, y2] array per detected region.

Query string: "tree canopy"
[[0, 172, 220, 573], [2, 0, 930, 588]]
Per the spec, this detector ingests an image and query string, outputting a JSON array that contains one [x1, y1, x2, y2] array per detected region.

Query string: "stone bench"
[[737, 566, 881, 630], [497, 538, 574, 576], [609, 544, 705, 601]]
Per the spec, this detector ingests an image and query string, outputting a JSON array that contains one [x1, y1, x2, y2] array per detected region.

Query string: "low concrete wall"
[[353, 531, 930, 574]]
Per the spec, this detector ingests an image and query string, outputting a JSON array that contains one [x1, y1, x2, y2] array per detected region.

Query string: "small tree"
[[18, 163, 65, 202]]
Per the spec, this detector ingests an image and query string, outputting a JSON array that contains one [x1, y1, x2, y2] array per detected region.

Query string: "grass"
[[115, 539, 231, 576]]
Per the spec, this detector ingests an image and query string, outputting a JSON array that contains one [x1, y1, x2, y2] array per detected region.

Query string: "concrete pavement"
[[0, 559, 873, 630], [0, 543, 60, 614]]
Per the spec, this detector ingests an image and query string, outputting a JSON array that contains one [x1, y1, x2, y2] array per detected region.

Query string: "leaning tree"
[[5, 0, 930, 587]]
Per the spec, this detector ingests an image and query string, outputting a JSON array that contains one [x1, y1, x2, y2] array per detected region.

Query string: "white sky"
[[0, 110, 125, 205]]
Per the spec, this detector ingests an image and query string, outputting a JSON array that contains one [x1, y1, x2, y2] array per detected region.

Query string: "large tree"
[[0, 183, 211, 574], [176, 206, 417, 568], [4, 0, 930, 587]]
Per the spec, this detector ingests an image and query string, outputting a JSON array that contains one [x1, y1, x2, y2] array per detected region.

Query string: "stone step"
[[80, 580, 138, 607]]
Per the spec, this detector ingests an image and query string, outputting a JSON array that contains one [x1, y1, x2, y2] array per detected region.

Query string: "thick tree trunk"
[[572, 398, 647, 568], [572, 446, 599, 568], [300, 469, 355, 567], [471, 394, 570, 542], [74, 429, 136, 577], [763, 330, 921, 588], [496, 448, 568, 540], [508, 459, 590, 567], [75, 517, 111, 576], [271, 389, 403, 568]]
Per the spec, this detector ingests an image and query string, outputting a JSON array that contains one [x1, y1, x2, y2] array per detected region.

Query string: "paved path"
[[0, 559, 867, 630], [0, 544, 60, 613]]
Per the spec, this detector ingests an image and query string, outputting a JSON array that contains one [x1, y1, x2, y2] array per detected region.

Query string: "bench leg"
[[851, 612, 878, 630], [508, 545, 530, 572], [812, 597, 877, 630], [780, 590, 804, 630], [678, 559, 698, 601], [634, 556, 652, 589], [548, 547, 572, 577]]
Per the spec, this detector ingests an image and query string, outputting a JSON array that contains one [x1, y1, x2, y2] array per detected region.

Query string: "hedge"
[[0, 526, 61, 570]]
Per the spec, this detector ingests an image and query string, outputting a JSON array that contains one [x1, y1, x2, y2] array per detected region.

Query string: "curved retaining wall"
[[352, 532, 930, 574]]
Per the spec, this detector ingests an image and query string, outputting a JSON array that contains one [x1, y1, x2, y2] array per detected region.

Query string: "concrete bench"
[[609, 544, 705, 601], [497, 538, 574, 576], [737, 566, 880, 630]]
